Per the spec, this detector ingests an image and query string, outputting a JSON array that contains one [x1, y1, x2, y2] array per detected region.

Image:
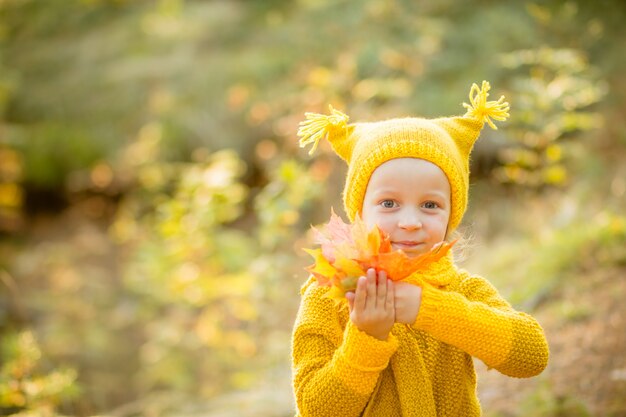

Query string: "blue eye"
[[423, 201, 439, 209], [381, 200, 396, 208]]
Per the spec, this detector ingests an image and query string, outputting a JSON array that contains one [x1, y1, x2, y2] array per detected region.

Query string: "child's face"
[[361, 158, 451, 257]]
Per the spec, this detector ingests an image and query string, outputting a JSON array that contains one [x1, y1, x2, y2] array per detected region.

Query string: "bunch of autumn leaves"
[[304, 211, 455, 302]]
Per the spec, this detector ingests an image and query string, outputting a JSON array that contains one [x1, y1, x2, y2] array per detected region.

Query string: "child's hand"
[[393, 282, 422, 324], [345, 268, 395, 341]]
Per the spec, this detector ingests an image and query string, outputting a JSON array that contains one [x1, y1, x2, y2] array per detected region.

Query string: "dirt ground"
[[476, 265, 626, 416]]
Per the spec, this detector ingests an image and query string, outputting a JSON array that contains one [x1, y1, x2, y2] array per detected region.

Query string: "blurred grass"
[[467, 210, 626, 310]]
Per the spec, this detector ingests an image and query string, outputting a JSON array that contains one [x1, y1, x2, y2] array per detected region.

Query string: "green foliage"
[[0, 11, 23, 230], [0, 331, 78, 417], [112, 148, 258, 396], [255, 159, 323, 249], [19, 123, 112, 187], [1, 0, 620, 194], [0, 145, 23, 230], [110, 138, 321, 400], [495, 47, 607, 187]]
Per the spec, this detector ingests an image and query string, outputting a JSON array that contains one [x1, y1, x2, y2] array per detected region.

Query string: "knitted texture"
[[297, 81, 509, 233], [291, 254, 549, 416]]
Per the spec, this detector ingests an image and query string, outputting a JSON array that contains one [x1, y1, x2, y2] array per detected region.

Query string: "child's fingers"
[[376, 270, 387, 309], [366, 268, 378, 310], [386, 279, 394, 313], [345, 291, 355, 311], [354, 276, 367, 312]]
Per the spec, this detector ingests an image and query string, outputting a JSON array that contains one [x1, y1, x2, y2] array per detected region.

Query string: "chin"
[[404, 249, 429, 258], [392, 244, 430, 257]]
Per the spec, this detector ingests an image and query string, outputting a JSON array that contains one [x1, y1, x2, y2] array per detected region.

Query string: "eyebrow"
[[372, 189, 449, 200], [422, 191, 449, 200], [370, 189, 400, 200]]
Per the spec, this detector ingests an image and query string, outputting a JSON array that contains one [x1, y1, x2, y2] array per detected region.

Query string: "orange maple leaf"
[[373, 240, 456, 281]]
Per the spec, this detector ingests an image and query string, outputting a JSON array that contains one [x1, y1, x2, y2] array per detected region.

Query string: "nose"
[[398, 208, 422, 231]]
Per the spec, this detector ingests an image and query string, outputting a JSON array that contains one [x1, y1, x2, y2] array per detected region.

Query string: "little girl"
[[290, 81, 549, 417]]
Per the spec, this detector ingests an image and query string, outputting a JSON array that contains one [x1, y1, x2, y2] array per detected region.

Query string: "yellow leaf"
[[339, 276, 358, 292], [367, 224, 381, 256], [351, 214, 371, 256], [303, 248, 337, 285], [333, 256, 365, 279]]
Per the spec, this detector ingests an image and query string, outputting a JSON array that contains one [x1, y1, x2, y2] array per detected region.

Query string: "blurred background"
[[1, 0, 625, 416]]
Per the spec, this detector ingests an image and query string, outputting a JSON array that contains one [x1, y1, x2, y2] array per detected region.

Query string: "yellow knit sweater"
[[291, 254, 549, 416]]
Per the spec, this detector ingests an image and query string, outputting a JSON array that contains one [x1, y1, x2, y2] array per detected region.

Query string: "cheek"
[[362, 208, 394, 233], [372, 216, 396, 235], [424, 215, 449, 239]]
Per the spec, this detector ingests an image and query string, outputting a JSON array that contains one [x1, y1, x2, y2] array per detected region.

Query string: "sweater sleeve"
[[412, 273, 549, 378], [291, 278, 398, 416]]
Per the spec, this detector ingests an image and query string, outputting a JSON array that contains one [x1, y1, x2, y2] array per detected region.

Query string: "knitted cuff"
[[338, 321, 398, 372]]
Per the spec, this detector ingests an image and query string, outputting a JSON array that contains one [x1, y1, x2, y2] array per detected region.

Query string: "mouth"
[[391, 241, 425, 251]]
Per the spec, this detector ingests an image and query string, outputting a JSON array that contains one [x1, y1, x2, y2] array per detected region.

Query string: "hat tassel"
[[462, 81, 510, 130], [297, 105, 349, 155]]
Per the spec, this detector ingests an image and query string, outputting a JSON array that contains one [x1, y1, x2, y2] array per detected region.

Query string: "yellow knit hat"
[[297, 81, 510, 233]]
